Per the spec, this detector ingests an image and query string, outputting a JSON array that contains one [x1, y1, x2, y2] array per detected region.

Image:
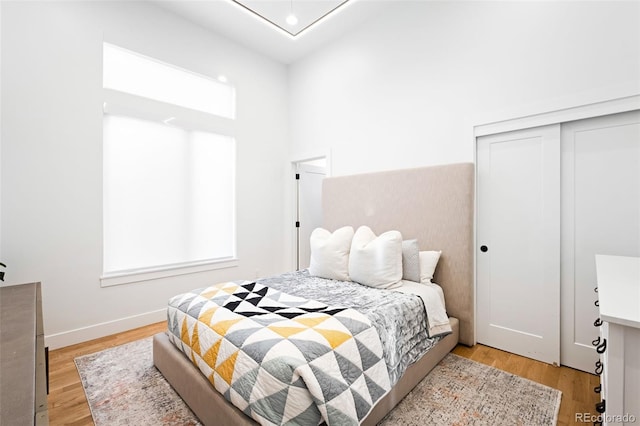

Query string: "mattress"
[[166, 271, 450, 425]]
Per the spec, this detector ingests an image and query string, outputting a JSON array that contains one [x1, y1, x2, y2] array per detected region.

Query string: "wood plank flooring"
[[47, 322, 599, 425], [47, 321, 167, 426]]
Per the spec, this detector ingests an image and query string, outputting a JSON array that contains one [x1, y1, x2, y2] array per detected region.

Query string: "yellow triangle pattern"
[[203, 339, 221, 369], [212, 318, 241, 337], [221, 284, 239, 294], [191, 322, 201, 356], [315, 328, 352, 349], [215, 351, 239, 385], [180, 318, 190, 347], [294, 316, 329, 328], [200, 289, 221, 299], [268, 326, 306, 339], [198, 307, 218, 326]]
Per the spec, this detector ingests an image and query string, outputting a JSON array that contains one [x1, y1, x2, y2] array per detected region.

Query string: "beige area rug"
[[75, 338, 561, 425]]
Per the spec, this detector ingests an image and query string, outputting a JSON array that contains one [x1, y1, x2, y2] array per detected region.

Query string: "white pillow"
[[419, 250, 442, 284], [402, 239, 421, 283], [308, 226, 354, 281], [349, 226, 403, 289]]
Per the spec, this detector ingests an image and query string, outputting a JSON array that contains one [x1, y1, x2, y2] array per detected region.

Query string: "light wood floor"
[[48, 322, 599, 425]]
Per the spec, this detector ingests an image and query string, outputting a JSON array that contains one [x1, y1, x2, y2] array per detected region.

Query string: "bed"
[[153, 162, 475, 425]]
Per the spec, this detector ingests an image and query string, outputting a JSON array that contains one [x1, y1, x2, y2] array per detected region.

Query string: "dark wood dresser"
[[0, 282, 49, 425]]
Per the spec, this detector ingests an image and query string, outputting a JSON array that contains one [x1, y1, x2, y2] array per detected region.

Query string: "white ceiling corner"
[[152, 0, 392, 64]]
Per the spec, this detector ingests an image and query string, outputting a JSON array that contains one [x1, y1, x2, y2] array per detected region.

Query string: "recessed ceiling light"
[[285, 13, 298, 26]]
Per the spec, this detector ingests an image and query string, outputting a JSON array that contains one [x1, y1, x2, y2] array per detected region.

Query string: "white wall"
[[0, 1, 290, 348], [3, 1, 639, 349], [289, 1, 640, 176]]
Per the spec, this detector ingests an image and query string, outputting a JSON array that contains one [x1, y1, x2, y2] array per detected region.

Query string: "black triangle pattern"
[[242, 282, 256, 292], [246, 296, 263, 306], [278, 311, 305, 319], [237, 311, 269, 318], [224, 300, 241, 312], [233, 291, 251, 301]]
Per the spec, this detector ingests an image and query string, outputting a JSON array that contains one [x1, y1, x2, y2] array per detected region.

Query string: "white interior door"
[[477, 124, 561, 365], [560, 110, 640, 372], [296, 162, 326, 270]]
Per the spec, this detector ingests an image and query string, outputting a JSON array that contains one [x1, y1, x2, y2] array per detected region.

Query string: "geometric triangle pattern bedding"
[[167, 281, 391, 426]]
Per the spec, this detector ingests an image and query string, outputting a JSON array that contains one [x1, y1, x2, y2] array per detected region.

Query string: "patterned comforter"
[[258, 271, 445, 384], [167, 280, 391, 426], [167, 270, 447, 425]]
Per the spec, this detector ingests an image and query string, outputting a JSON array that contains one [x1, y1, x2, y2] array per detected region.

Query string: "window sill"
[[100, 258, 239, 288]]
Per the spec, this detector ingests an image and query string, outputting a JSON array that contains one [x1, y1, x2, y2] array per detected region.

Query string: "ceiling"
[[153, 0, 391, 64], [232, 0, 350, 37]]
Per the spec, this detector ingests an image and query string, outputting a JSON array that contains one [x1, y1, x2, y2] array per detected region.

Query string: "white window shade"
[[103, 115, 235, 274], [103, 43, 235, 119]]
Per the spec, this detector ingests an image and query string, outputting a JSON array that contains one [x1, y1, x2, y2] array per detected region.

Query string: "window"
[[103, 43, 235, 118], [102, 43, 236, 284]]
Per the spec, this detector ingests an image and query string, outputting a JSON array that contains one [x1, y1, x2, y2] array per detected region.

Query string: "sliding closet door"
[[477, 124, 561, 365], [560, 110, 640, 372]]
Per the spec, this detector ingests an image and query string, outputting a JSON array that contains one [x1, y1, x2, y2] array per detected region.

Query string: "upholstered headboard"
[[322, 163, 475, 346]]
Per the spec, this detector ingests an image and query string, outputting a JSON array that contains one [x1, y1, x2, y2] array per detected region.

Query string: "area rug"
[[75, 338, 561, 426], [378, 353, 561, 426]]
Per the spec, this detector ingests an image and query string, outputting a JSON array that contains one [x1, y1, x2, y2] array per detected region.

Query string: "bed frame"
[[153, 162, 475, 425]]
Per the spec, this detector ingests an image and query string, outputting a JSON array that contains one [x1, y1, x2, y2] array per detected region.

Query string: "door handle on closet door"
[[480, 245, 488, 252]]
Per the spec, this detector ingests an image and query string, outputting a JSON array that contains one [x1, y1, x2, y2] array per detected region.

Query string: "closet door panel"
[[561, 111, 640, 372], [477, 124, 561, 365]]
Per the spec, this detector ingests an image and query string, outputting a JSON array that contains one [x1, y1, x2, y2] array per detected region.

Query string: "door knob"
[[480, 245, 488, 252]]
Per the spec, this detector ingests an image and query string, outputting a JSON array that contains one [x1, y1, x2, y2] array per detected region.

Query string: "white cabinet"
[[596, 255, 640, 426]]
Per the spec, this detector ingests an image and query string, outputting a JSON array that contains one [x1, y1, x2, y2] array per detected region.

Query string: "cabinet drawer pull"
[[596, 338, 607, 354], [595, 399, 606, 414], [594, 317, 603, 327], [594, 286, 598, 293], [595, 299, 599, 307], [594, 384, 601, 394], [592, 336, 601, 346]]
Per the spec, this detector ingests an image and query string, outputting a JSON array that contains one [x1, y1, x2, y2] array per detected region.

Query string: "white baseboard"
[[44, 308, 166, 350]]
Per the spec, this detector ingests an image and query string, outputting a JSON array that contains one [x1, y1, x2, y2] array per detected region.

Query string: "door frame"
[[291, 154, 331, 271]]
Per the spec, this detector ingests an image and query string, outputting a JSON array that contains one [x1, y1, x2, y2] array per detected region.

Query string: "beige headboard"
[[322, 163, 475, 346]]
